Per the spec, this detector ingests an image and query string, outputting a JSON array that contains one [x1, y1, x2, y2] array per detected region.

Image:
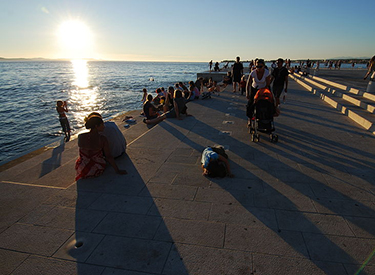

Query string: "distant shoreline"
[[0, 57, 370, 63]]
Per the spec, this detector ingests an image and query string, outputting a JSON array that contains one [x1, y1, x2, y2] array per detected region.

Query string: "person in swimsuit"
[[56, 100, 71, 142], [75, 116, 127, 181]]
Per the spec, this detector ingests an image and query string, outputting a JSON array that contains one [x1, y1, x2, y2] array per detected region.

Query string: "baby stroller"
[[249, 88, 278, 143]]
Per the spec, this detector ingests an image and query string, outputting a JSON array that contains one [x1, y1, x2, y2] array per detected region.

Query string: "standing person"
[[306, 59, 312, 75], [209, 60, 213, 71], [246, 59, 271, 121], [214, 62, 220, 72], [56, 100, 71, 142], [364, 55, 375, 80], [232, 56, 244, 93], [364, 55, 375, 93], [270, 58, 289, 106]]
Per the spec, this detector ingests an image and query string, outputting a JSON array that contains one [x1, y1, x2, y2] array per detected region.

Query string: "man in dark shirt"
[[232, 56, 243, 93], [270, 58, 289, 105]]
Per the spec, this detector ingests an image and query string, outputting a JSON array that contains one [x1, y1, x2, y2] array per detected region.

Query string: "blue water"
[[0, 60, 368, 163], [0, 61, 207, 163]]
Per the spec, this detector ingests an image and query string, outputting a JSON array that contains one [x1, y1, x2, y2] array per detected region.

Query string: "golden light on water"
[[72, 59, 89, 89], [69, 60, 99, 126]]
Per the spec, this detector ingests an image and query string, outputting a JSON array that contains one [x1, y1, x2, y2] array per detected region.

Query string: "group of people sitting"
[[74, 76, 237, 181], [140, 79, 217, 124]]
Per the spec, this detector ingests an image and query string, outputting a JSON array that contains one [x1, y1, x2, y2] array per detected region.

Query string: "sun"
[[57, 20, 94, 59]]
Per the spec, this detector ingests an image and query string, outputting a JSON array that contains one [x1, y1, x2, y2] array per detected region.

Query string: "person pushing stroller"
[[245, 59, 278, 142]]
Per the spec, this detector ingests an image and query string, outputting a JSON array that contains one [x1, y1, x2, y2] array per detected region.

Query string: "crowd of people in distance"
[[55, 55, 374, 182]]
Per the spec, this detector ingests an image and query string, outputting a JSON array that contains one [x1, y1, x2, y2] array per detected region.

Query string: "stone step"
[[290, 74, 375, 135], [303, 72, 375, 103], [294, 73, 375, 114]]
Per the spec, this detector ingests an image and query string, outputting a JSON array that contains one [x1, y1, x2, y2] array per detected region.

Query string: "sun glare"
[[57, 20, 94, 59]]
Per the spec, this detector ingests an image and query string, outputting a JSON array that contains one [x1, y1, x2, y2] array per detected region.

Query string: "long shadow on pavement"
[[163, 114, 375, 274], [64, 155, 188, 274]]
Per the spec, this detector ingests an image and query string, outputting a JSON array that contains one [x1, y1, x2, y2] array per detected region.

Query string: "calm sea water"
[[0, 61, 207, 163], [0, 60, 367, 163]]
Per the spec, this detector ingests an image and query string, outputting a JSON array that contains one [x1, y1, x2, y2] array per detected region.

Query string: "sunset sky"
[[1, 0, 374, 62]]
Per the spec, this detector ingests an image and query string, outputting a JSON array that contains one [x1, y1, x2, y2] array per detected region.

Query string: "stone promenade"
[[1, 76, 375, 275]]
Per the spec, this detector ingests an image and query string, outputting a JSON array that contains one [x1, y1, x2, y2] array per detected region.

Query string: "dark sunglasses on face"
[[256, 65, 263, 68]]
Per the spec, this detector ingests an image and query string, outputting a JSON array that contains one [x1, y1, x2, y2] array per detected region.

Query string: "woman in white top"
[[245, 59, 271, 119]]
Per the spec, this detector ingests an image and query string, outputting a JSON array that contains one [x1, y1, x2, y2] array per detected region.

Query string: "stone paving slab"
[[303, 232, 375, 264], [147, 198, 211, 221], [1, 77, 375, 274], [0, 223, 73, 257], [11, 255, 105, 275], [163, 244, 253, 275], [224, 224, 309, 258], [86, 235, 172, 273], [252, 253, 347, 275], [0, 249, 29, 275], [53, 232, 105, 262], [154, 218, 225, 248]]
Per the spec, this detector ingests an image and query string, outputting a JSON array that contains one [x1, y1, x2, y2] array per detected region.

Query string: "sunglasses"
[[256, 65, 263, 68]]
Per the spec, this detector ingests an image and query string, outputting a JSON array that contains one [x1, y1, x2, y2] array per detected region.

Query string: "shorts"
[[272, 85, 284, 98], [59, 117, 71, 133], [233, 74, 241, 83]]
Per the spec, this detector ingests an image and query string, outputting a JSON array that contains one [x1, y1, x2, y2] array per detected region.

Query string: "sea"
[[0, 61, 207, 163], [0, 60, 368, 164]]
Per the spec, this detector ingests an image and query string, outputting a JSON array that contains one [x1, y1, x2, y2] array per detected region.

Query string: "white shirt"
[[102, 121, 126, 158], [250, 69, 270, 89]]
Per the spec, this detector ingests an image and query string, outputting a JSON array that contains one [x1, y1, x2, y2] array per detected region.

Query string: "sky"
[[1, 0, 374, 62]]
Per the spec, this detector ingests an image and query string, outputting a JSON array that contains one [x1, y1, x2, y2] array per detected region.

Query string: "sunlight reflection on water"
[[69, 60, 99, 127]]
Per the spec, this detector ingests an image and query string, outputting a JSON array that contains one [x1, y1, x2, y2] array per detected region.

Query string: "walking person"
[[209, 60, 213, 72], [232, 56, 243, 93], [364, 55, 375, 93], [270, 58, 289, 106], [246, 59, 271, 123]]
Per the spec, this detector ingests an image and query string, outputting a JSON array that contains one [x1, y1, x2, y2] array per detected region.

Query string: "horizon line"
[[0, 57, 371, 63]]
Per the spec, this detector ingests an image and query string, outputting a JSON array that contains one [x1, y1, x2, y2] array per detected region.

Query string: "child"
[[56, 100, 71, 142], [201, 145, 234, 178]]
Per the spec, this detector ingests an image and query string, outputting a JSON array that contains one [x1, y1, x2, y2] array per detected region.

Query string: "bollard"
[[367, 72, 375, 93]]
